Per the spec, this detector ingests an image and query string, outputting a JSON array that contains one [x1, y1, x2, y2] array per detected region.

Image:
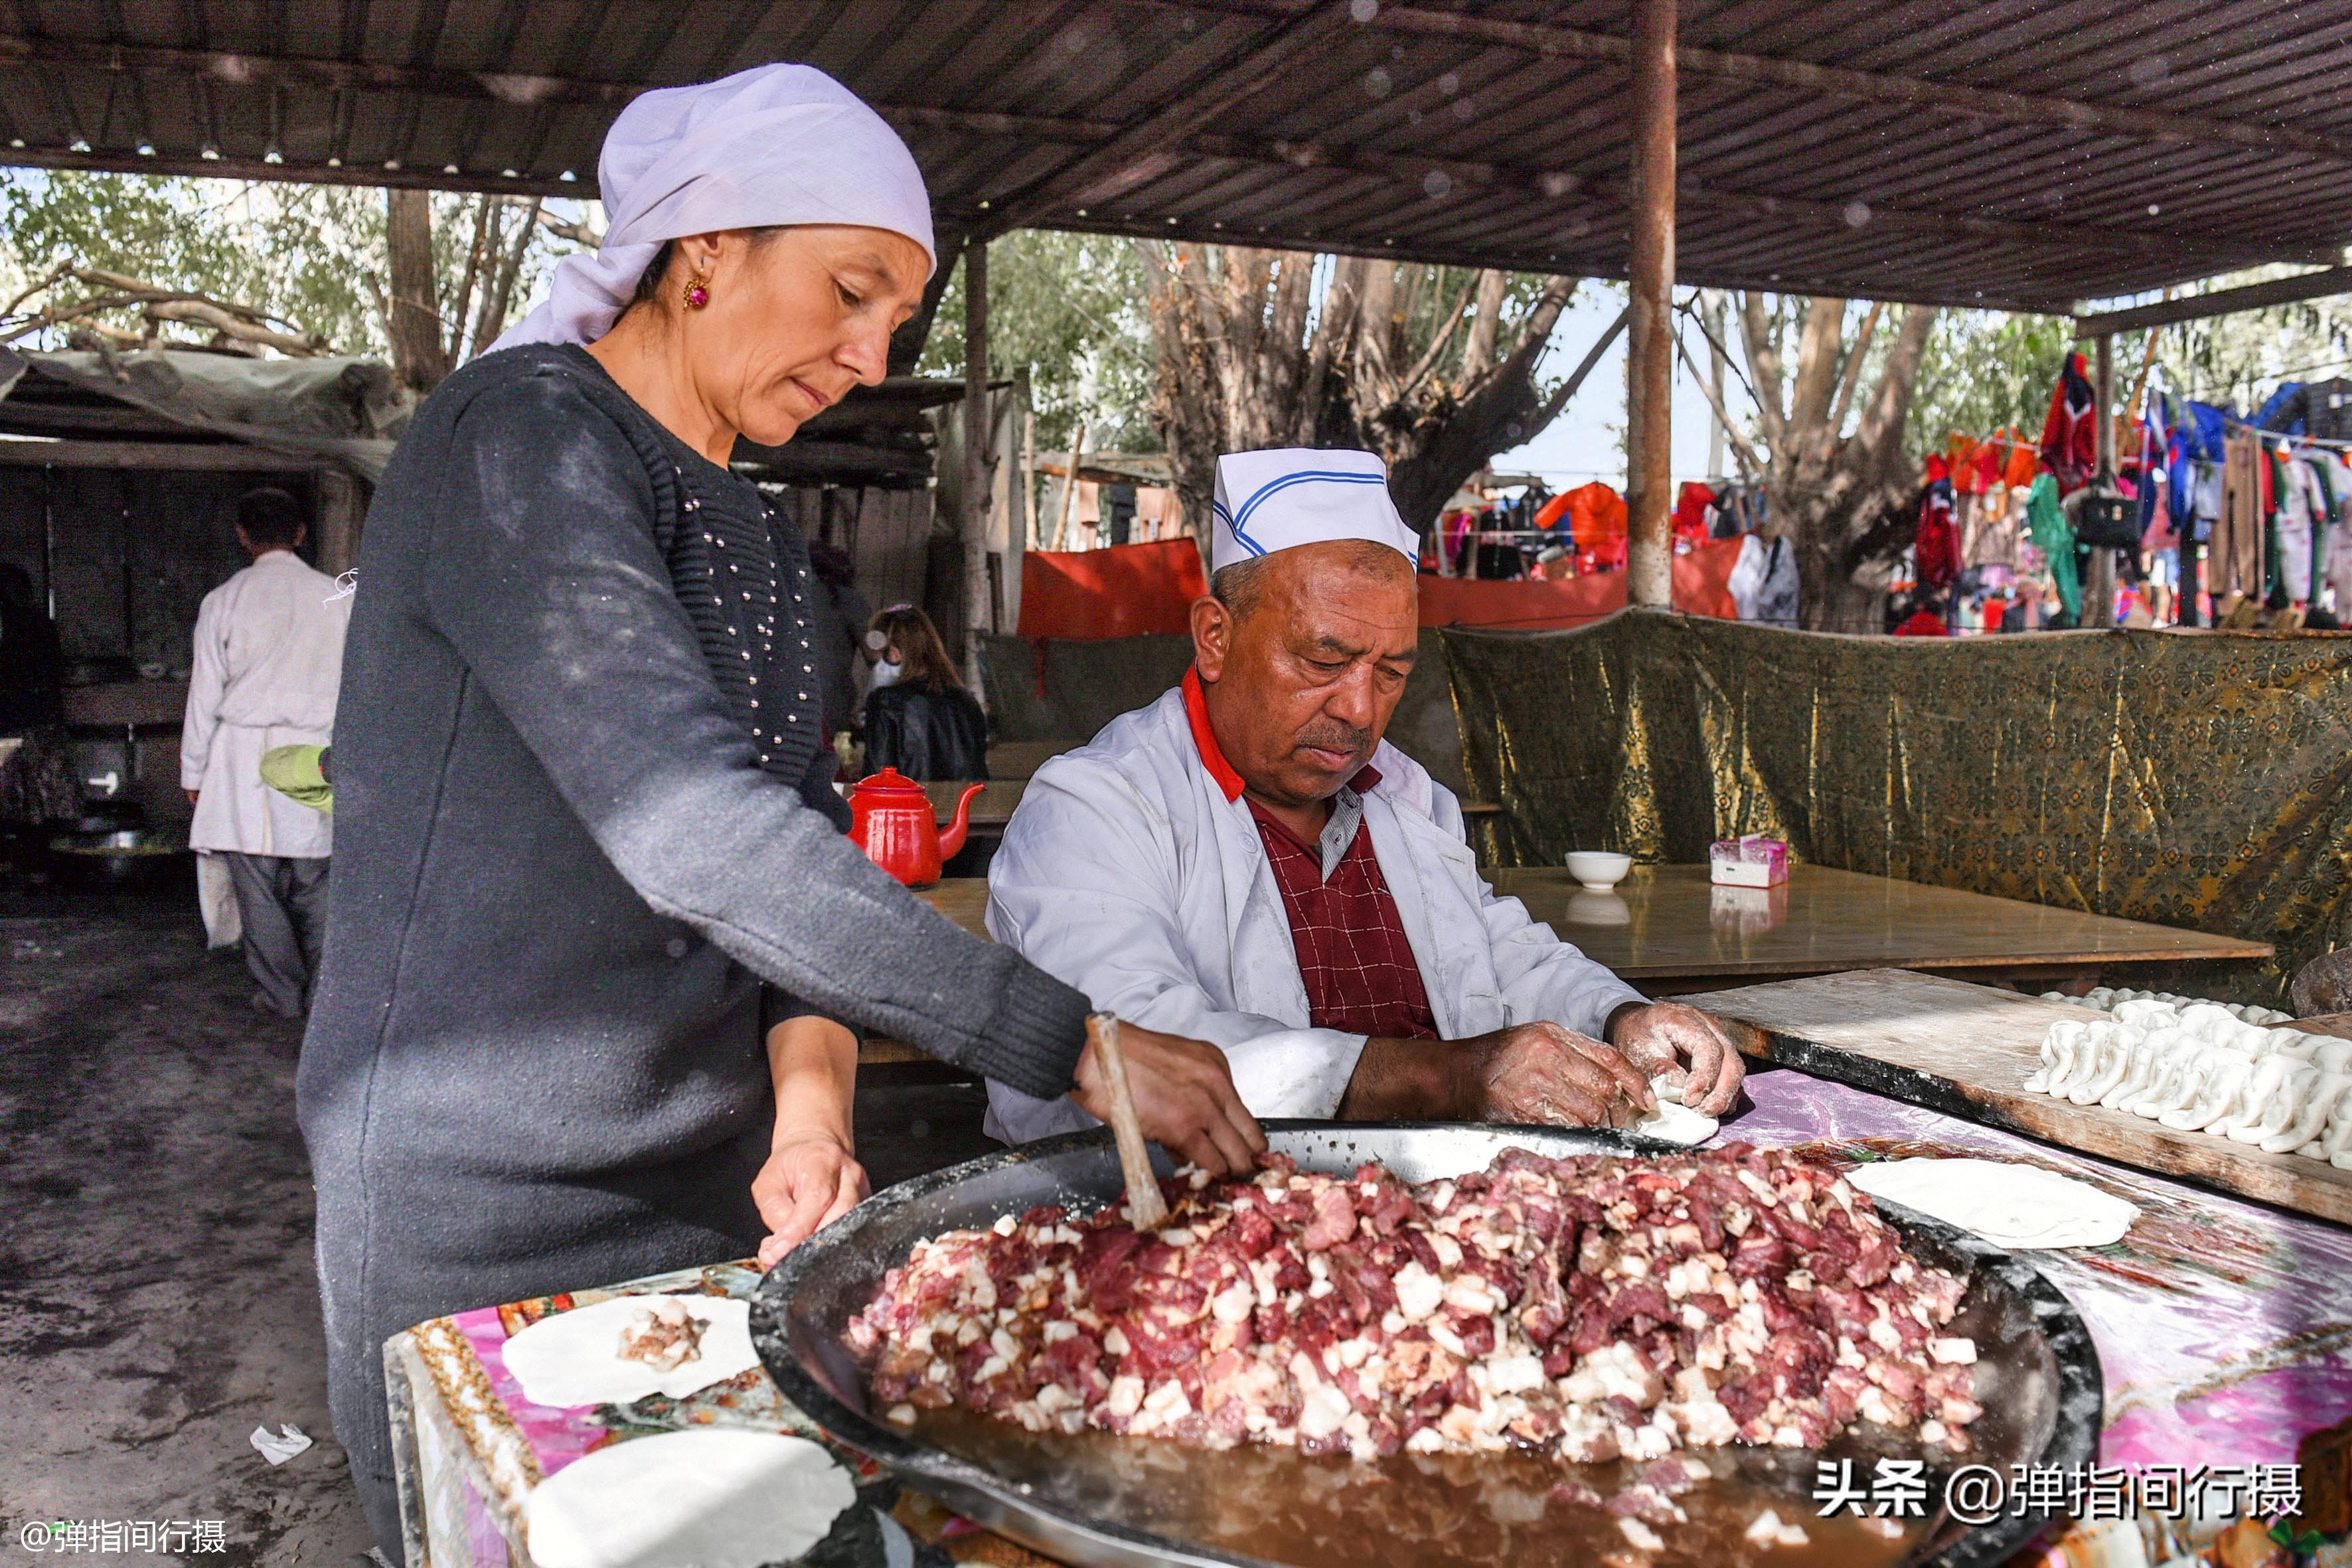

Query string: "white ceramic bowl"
[[1566, 850, 1632, 892]]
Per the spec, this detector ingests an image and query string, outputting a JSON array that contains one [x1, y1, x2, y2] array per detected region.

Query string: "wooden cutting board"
[[1695, 968, 2352, 1227]]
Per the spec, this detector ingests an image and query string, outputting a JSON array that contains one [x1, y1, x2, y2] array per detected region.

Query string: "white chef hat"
[[494, 63, 935, 351], [1208, 448, 1420, 574]]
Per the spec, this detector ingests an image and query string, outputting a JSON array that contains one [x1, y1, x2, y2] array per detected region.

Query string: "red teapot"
[[848, 769, 984, 888]]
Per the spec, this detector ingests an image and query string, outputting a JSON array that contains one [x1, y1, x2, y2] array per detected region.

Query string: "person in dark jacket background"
[[860, 603, 988, 780]]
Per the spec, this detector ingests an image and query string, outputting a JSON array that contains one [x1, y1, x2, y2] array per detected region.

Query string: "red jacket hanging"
[[1915, 456, 1961, 593], [2040, 352, 2099, 494]]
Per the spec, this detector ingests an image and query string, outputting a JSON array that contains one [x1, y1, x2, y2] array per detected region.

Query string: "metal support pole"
[[2086, 333, 2117, 628], [961, 240, 994, 682], [1624, 0, 1677, 608]]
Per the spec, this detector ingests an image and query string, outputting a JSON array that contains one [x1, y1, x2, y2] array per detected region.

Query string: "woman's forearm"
[[767, 1015, 858, 1151]]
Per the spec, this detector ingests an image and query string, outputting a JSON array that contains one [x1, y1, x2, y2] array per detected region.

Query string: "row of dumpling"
[[2039, 986, 2294, 1026], [2023, 1002, 2352, 1167]]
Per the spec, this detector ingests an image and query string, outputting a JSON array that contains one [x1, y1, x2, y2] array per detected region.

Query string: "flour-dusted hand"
[[1074, 1019, 1267, 1176], [1608, 1002, 1745, 1116], [754, 1133, 868, 1268], [1467, 1021, 1654, 1129]]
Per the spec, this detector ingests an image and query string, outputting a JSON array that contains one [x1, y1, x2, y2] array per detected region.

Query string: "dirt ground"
[[0, 881, 996, 1565]]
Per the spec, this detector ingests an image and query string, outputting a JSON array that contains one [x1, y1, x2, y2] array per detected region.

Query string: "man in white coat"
[[985, 449, 1743, 1144], [181, 487, 349, 1016]]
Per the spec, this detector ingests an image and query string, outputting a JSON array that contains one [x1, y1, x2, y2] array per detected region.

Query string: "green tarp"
[[1443, 611, 2352, 1004]]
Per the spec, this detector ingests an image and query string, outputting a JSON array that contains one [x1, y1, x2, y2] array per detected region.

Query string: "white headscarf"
[[493, 64, 935, 351], [1209, 448, 1420, 572]]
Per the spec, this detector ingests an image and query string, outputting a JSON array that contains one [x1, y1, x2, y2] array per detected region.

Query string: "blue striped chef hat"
[[1208, 448, 1420, 573]]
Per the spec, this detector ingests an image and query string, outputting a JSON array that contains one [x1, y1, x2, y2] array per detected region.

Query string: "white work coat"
[[984, 687, 1647, 1142], [181, 550, 349, 860]]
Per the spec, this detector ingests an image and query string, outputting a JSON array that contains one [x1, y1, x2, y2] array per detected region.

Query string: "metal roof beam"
[[1356, 3, 2352, 165], [971, 2, 1355, 239], [2073, 268, 2352, 337]]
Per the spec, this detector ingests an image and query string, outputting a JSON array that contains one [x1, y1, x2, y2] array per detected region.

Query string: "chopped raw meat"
[[856, 1145, 1980, 1468], [615, 1296, 706, 1373]]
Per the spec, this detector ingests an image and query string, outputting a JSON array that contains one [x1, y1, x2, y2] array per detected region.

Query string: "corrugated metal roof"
[[3, 1, 2349, 311]]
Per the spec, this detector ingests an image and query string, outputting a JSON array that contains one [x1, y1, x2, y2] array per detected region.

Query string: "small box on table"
[[1709, 835, 1788, 888]]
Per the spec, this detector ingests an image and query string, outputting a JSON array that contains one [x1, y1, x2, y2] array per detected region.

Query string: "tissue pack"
[[1709, 834, 1788, 888]]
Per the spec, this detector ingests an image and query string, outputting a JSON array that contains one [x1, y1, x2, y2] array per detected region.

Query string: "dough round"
[[501, 1294, 758, 1410], [1631, 1076, 1719, 1146], [525, 1430, 855, 1568], [1846, 1158, 2138, 1249]]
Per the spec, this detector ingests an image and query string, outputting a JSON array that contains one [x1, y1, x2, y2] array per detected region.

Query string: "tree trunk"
[[386, 189, 447, 394], [1757, 301, 1936, 631]]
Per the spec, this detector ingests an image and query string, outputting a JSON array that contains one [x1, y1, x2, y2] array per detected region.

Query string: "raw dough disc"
[[1631, 1077, 1719, 1146], [1847, 1158, 2138, 1249], [501, 1294, 758, 1410], [524, 1429, 854, 1568]]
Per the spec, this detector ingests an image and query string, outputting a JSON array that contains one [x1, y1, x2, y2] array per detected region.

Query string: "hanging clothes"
[[2024, 473, 2080, 622], [2213, 433, 2267, 605], [2040, 352, 2100, 494], [2276, 455, 2319, 601], [1915, 458, 1961, 594], [1753, 536, 1800, 627], [1672, 481, 1717, 545]]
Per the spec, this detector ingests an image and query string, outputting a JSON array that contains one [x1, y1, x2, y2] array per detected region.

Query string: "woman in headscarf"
[[299, 64, 1261, 1550]]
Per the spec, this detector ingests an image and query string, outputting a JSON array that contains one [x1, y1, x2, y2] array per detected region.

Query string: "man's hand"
[[1073, 1020, 1266, 1176], [753, 1132, 868, 1269], [1462, 1022, 1654, 1129], [185, 788, 200, 807], [1606, 1002, 1745, 1116]]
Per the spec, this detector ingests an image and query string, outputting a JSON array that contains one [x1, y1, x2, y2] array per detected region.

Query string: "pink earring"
[[682, 270, 711, 309]]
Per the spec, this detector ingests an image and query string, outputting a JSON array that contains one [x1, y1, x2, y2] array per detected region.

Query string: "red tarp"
[[1417, 536, 1745, 631], [1018, 539, 1208, 640], [1017, 534, 1743, 640]]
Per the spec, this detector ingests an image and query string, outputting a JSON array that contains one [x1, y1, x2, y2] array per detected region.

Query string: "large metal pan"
[[754, 1124, 2101, 1568]]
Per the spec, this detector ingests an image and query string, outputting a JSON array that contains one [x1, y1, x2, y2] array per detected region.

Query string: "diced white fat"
[[1334, 1336, 1372, 1370], [990, 1327, 1021, 1362], [1776, 1522, 1810, 1547], [1427, 1319, 1468, 1358], [1042, 1320, 1077, 1344], [1617, 1517, 1666, 1552], [975, 1356, 1008, 1381], [1306, 1278, 1335, 1300], [1211, 1283, 1255, 1324], [1928, 1336, 1978, 1365], [992, 1214, 1018, 1237], [886, 1403, 917, 1425], [1668, 1396, 1739, 1447], [1392, 1262, 1445, 1322], [1101, 1325, 1130, 1356], [1746, 1510, 1786, 1546], [1138, 1379, 1192, 1430], [1404, 1425, 1447, 1454], [1867, 1312, 1904, 1354], [1297, 1382, 1354, 1441], [1486, 1352, 1546, 1394], [1429, 1231, 1465, 1271], [1157, 1227, 1197, 1247], [1443, 1273, 1502, 1315]]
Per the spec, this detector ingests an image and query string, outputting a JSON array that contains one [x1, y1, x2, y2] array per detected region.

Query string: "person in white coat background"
[[181, 487, 350, 1016], [985, 448, 1745, 1145]]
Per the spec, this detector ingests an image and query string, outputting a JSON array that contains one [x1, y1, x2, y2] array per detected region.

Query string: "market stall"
[[384, 1033, 2350, 1568]]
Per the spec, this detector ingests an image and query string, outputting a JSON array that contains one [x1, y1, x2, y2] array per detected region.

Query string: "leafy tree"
[[0, 169, 586, 364], [916, 228, 1159, 455]]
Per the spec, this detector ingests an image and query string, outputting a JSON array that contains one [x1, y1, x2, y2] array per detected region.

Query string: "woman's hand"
[[756, 1014, 866, 1267], [1073, 1020, 1266, 1176], [753, 1131, 868, 1268]]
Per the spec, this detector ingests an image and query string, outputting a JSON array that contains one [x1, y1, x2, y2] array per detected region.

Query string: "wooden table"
[[870, 863, 2268, 1063], [1487, 863, 2270, 994]]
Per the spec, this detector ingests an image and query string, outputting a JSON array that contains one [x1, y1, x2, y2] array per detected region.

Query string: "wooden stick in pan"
[[1087, 1012, 1169, 1231]]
